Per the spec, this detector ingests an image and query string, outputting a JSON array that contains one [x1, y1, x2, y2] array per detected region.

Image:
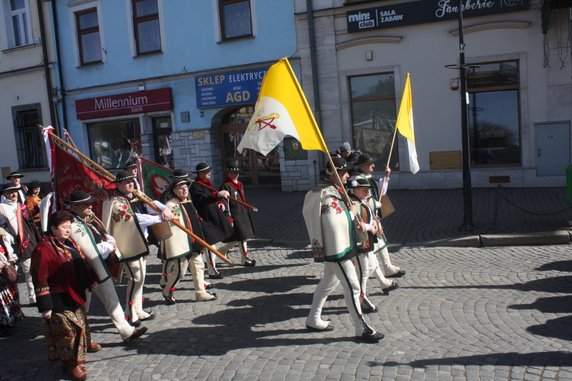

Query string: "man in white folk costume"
[[160, 178, 217, 304], [66, 191, 148, 343], [302, 157, 384, 343], [102, 170, 175, 327]]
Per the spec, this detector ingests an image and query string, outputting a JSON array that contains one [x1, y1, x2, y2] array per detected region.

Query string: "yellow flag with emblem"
[[237, 58, 328, 155]]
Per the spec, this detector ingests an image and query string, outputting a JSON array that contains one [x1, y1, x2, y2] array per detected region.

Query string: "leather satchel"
[[2, 263, 17, 283]]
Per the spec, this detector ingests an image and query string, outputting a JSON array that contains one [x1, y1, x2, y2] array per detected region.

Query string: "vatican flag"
[[396, 73, 419, 174], [237, 58, 328, 155]]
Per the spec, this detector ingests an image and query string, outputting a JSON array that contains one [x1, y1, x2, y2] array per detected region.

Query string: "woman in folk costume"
[[355, 154, 405, 280], [160, 179, 217, 304], [67, 191, 148, 343], [302, 157, 383, 343], [0, 183, 41, 305], [189, 163, 233, 279], [0, 227, 24, 336], [218, 163, 256, 267], [30, 211, 99, 381], [101, 170, 175, 327]]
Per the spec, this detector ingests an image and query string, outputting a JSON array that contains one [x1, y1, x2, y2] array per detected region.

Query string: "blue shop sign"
[[195, 67, 269, 109]]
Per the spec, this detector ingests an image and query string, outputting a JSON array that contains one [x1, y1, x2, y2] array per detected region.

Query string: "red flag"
[[51, 134, 115, 216]]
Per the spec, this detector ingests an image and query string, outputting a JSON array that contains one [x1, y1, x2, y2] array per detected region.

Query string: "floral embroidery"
[[112, 199, 134, 222]]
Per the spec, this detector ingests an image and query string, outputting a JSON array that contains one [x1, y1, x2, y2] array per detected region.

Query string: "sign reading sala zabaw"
[[347, 0, 530, 33], [75, 88, 173, 120]]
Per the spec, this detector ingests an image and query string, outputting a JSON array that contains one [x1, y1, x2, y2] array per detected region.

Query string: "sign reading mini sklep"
[[347, 0, 530, 33], [195, 67, 269, 109]]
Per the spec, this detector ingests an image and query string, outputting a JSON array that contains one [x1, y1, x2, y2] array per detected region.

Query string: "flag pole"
[[39, 125, 234, 265], [385, 126, 398, 170]]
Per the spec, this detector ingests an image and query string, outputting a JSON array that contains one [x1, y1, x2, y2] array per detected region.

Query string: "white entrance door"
[[535, 122, 570, 176]]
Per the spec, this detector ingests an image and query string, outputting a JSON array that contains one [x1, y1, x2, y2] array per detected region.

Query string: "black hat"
[[170, 168, 189, 179], [64, 191, 97, 206], [5, 171, 24, 180], [347, 177, 371, 189], [355, 153, 375, 166], [29, 181, 41, 189], [225, 161, 240, 172], [124, 158, 138, 169], [170, 179, 191, 190], [195, 163, 210, 173], [2, 183, 21, 193], [114, 170, 137, 183], [326, 157, 348, 173]]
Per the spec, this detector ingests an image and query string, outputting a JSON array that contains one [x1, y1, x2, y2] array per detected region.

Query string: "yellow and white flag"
[[237, 58, 328, 155], [396, 73, 419, 174]]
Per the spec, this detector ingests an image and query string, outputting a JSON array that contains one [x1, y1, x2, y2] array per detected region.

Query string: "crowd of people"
[[0, 143, 404, 378], [0, 163, 257, 380]]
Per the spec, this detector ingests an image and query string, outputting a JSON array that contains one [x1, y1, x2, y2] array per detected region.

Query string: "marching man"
[[102, 170, 175, 327], [302, 157, 384, 343], [67, 191, 147, 343]]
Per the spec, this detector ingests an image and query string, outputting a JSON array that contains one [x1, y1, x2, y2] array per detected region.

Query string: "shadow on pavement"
[[535, 260, 572, 272], [378, 350, 572, 368]]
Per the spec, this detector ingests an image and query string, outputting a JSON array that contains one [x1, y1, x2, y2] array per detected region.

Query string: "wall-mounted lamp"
[[449, 77, 459, 91]]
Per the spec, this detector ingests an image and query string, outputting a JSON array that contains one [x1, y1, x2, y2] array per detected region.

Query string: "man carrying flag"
[[236, 57, 383, 343]]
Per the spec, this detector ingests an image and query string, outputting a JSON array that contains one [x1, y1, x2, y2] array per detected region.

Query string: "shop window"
[[219, 0, 252, 40], [12, 104, 47, 169], [468, 61, 521, 166], [87, 119, 141, 169], [132, 0, 161, 55], [3, 0, 32, 48], [75, 7, 102, 65], [349, 72, 399, 170]]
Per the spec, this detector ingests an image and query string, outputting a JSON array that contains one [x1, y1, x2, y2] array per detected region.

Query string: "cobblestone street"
[[3, 242, 571, 380]]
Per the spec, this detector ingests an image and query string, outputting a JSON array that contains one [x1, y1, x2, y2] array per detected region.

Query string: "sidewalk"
[[248, 186, 572, 247]]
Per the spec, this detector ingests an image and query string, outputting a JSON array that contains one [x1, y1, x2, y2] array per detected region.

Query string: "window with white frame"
[[132, 0, 161, 55], [3, 0, 33, 48], [219, 0, 252, 40], [75, 7, 102, 65]]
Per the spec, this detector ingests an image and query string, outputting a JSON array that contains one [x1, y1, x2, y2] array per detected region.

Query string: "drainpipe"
[[50, 0, 68, 136], [306, 0, 322, 128], [37, 0, 57, 129], [306, 0, 323, 186]]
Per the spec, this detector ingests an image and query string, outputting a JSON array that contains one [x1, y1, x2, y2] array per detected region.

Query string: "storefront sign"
[[347, 0, 529, 33], [76, 88, 173, 120], [195, 67, 269, 108]]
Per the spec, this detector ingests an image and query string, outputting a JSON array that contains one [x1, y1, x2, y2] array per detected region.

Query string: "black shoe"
[[140, 311, 155, 321], [383, 280, 399, 292], [242, 258, 256, 267], [128, 318, 141, 328], [360, 301, 377, 314], [356, 330, 384, 343], [123, 326, 148, 343], [387, 270, 406, 278], [162, 293, 176, 306], [208, 272, 224, 279], [305, 323, 334, 332]]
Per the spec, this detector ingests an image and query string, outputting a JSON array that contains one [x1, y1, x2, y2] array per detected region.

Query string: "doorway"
[[220, 106, 280, 186], [535, 122, 570, 176]]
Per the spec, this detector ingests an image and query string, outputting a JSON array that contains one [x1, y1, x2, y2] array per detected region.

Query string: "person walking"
[[302, 157, 384, 343], [0, 227, 24, 336], [66, 191, 148, 343]]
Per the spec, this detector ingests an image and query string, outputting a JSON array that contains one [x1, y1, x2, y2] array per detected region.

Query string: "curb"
[[421, 230, 571, 248]]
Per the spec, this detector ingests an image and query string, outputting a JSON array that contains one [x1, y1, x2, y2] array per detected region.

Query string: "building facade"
[[0, 0, 54, 185], [51, 0, 300, 188], [294, 0, 572, 189]]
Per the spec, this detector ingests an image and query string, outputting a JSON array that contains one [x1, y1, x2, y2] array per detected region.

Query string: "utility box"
[[567, 166, 572, 203]]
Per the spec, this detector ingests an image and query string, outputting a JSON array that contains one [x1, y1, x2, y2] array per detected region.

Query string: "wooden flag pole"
[[41, 126, 233, 266], [195, 181, 259, 212]]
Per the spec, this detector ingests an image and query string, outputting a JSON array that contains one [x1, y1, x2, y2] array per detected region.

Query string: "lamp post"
[[458, 0, 474, 230]]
